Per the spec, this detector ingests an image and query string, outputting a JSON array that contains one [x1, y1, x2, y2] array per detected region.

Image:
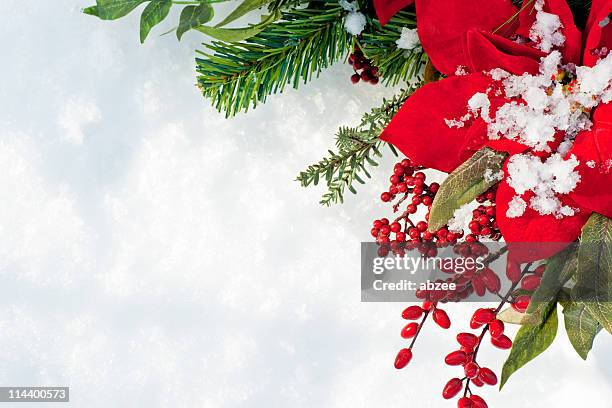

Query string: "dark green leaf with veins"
[[177, 3, 214, 41], [140, 0, 172, 43], [500, 302, 558, 389]]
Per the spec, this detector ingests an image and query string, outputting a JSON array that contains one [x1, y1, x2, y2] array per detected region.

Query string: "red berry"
[[429, 182, 440, 193], [442, 378, 463, 399], [488, 319, 504, 339], [380, 225, 390, 236], [390, 222, 401, 233], [457, 333, 479, 349], [370, 77, 379, 85], [491, 334, 513, 349], [444, 350, 467, 366], [422, 301, 434, 311], [380, 218, 389, 225], [373, 219, 383, 228], [422, 195, 433, 206], [481, 268, 501, 293], [381, 192, 392, 202], [433, 308, 451, 329], [394, 348, 413, 369], [512, 295, 531, 313], [472, 275, 486, 297], [534, 264, 546, 277], [396, 232, 406, 242], [521, 274, 541, 291], [478, 367, 498, 385], [416, 221, 428, 232], [472, 308, 496, 325], [470, 395, 488, 408], [406, 204, 417, 214], [350, 73, 360, 84], [464, 362, 480, 379], [401, 322, 419, 339], [478, 215, 490, 226], [471, 377, 484, 387], [458, 397, 473, 408], [412, 195, 422, 205], [402, 305, 424, 320], [506, 261, 522, 282]]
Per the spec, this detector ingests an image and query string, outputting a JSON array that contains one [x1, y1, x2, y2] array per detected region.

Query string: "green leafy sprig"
[[297, 87, 418, 206]]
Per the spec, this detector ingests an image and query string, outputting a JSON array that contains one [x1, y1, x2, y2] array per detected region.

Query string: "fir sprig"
[[196, 2, 350, 117], [359, 11, 427, 86], [297, 87, 418, 206]]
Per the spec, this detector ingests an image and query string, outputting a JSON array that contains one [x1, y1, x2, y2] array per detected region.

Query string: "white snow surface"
[[0, 1, 610, 407]]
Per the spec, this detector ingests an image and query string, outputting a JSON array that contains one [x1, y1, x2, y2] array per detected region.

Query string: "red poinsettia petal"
[[415, 0, 518, 76], [373, 0, 415, 26], [566, 126, 612, 218], [584, 0, 612, 66], [497, 173, 591, 262], [516, 0, 582, 64], [466, 29, 545, 75], [380, 73, 493, 173]]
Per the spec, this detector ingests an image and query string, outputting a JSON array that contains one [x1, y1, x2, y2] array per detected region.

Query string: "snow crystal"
[[396, 27, 421, 51], [344, 12, 367, 35], [444, 118, 466, 128], [468, 93, 491, 121], [455, 66, 469, 76], [506, 153, 580, 218], [484, 168, 504, 182], [340, 1, 366, 35], [448, 202, 479, 233], [506, 196, 527, 218], [529, 0, 565, 53], [586, 160, 596, 169]]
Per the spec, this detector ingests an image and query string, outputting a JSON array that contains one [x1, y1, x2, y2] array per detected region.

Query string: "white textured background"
[[0, 1, 611, 407]]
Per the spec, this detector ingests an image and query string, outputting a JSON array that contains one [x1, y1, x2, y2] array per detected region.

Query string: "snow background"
[[0, 1, 610, 406]]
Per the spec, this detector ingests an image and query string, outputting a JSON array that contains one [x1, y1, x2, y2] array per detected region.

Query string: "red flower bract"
[[373, 0, 415, 26], [381, 0, 612, 260]]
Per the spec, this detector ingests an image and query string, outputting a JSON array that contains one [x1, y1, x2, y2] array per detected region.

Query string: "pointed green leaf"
[[196, 10, 281, 42], [500, 302, 557, 389], [525, 248, 577, 325], [140, 0, 171, 43], [572, 213, 612, 334], [83, 5, 100, 16], [561, 300, 602, 360], [95, 0, 148, 20], [215, 0, 271, 27], [428, 148, 507, 231], [177, 3, 214, 40]]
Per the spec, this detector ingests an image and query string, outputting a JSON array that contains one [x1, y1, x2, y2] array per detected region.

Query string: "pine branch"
[[359, 11, 427, 86], [297, 87, 419, 206], [196, 1, 350, 117]]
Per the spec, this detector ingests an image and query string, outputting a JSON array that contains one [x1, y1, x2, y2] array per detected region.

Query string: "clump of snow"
[[506, 153, 581, 218], [448, 202, 479, 233], [455, 66, 469, 76], [529, 0, 565, 53], [586, 160, 596, 169], [484, 168, 504, 182], [468, 93, 491, 120], [340, 1, 366, 35], [506, 196, 527, 218], [396, 27, 421, 52]]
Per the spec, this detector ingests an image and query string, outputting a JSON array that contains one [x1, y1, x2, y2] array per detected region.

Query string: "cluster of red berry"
[[394, 301, 451, 369], [348, 46, 380, 85], [465, 189, 501, 242]]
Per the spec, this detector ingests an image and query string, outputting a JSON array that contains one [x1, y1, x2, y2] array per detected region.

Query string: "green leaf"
[[524, 248, 577, 325], [215, 0, 271, 27], [95, 0, 148, 20], [572, 213, 612, 334], [83, 5, 100, 16], [177, 3, 214, 40], [140, 0, 172, 43], [195, 10, 281, 42], [428, 148, 507, 231], [500, 302, 558, 389], [561, 300, 602, 360]]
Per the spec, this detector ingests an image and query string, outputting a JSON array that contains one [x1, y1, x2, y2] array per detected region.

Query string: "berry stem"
[[462, 262, 533, 396], [408, 308, 432, 349]]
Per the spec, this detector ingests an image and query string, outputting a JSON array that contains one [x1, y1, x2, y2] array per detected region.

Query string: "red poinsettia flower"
[[373, 0, 415, 25], [380, 0, 612, 260]]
